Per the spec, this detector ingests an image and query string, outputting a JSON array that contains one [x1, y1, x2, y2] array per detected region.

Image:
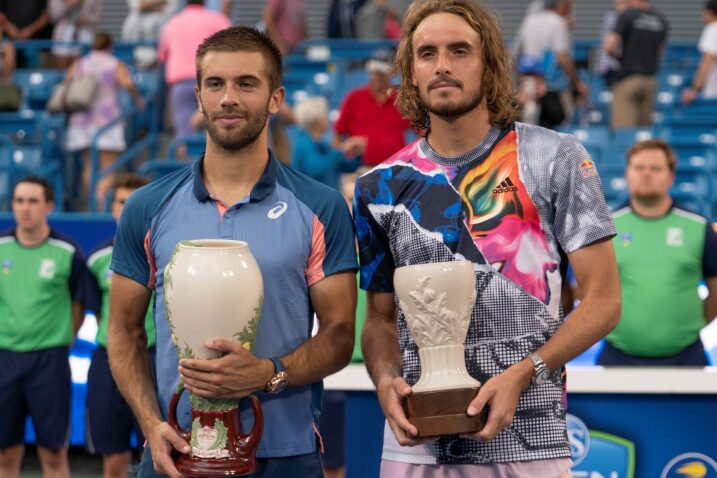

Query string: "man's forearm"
[[108, 325, 162, 435], [281, 321, 354, 387], [361, 317, 402, 388], [534, 293, 620, 372]]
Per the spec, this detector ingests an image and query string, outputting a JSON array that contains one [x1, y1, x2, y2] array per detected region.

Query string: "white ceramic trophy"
[[394, 260, 486, 436], [164, 239, 264, 476]]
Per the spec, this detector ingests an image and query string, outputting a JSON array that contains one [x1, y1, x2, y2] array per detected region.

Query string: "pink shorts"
[[380, 458, 573, 478]]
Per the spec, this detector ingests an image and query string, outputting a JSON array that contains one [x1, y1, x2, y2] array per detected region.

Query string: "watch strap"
[[269, 357, 284, 373]]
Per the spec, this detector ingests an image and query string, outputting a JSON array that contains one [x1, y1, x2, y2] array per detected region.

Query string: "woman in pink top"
[[65, 33, 144, 210]]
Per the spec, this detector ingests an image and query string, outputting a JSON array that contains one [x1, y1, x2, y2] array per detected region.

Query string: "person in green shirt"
[[85, 173, 156, 478], [599, 138, 717, 365], [0, 176, 90, 478]]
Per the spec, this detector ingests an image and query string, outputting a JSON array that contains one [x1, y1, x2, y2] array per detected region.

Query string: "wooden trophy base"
[[404, 387, 487, 437]]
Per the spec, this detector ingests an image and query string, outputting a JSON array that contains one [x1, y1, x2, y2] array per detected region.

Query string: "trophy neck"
[[414, 345, 480, 393]]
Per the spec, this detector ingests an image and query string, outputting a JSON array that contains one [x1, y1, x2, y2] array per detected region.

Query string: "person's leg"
[[95, 150, 120, 211], [102, 452, 132, 478], [24, 348, 71, 478], [611, 76, 639, 129], [87, 347, 135, 478], [320, 391, 346, 478], [0, 445, 24, 478], [0, 349, 30, 477], [638, 75, 658, 127], [36, 447, 69, 478], [249, 449, 324, 478]]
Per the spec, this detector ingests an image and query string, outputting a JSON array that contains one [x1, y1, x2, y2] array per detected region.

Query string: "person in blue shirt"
[[291, 96, 365, 190]]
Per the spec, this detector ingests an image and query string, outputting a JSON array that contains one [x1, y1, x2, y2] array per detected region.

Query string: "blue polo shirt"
[[111, 152, 357, 457]]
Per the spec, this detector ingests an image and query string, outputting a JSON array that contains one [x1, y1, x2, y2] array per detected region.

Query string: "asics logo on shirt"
[[493, 177, 518, 194], [268, 202, 288, 219]]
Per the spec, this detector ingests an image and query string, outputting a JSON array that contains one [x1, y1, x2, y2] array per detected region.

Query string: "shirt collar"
[[192, 151, 279, 203]]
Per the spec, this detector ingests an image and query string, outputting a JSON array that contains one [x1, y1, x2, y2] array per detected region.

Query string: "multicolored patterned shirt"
[[353, 122, 616, 464]]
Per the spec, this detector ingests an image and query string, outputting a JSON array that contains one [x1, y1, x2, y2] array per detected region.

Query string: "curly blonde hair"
[[395, 0, 516, 132]]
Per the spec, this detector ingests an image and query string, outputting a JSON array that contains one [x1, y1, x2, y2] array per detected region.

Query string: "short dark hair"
[[706, 0, 717, 15], [195, 26, 283, 91], [14, 175, 54, 202], [93, 32, 113, 51], [626, 138, 677, 172], [111, 172, 149, 193]]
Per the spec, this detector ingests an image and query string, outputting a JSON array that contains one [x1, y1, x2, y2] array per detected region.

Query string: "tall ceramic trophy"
[[394, 260, 487, 436], [164, 239, 264, 476]]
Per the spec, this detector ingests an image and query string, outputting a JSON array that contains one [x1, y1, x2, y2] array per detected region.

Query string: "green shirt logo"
[[39, 259, 56, 279]]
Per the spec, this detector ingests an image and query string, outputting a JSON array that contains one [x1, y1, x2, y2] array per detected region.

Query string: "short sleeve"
[[111, 191, 154, 288], [305, 188, 358, 287], [613, 10, 630, 39], [69, 247, 91, 303], [84, 264, 103, 316], [353, 177, 396, 292], [699, 24, 717, 57], [334, 92, 355, 136], [551, 135, 617, 254], [703, 222, 717, 278], [553, 18, 571, 54]]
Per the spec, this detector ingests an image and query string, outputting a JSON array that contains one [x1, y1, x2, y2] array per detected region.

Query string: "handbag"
[[0, 83, 22, 112], [47, 75, 99, 113]]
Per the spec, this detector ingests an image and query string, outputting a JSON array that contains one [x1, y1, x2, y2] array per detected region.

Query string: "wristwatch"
[[528, 353, 551, 386], [265, 357, 288, 395]]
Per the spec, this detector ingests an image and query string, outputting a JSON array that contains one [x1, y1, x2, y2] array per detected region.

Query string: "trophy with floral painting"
[[394, 260, 487, 436], [164, 239, 264, 476]]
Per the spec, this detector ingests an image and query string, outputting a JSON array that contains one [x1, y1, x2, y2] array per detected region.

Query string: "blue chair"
[[168, 134, 206, 160], [138, 159, 190, 181]]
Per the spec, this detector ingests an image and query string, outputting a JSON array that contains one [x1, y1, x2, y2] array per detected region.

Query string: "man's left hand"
[[460, 360, 533, 442], [178, 339, 273, 398]]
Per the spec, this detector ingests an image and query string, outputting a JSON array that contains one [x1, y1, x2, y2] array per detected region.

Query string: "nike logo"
[[267, 201, 288, 219], [492, 177, 518, 194]]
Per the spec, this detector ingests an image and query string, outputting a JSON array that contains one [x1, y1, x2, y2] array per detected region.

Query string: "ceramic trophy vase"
[[164, 239, 264, 476], [394, 260, 487, 436]]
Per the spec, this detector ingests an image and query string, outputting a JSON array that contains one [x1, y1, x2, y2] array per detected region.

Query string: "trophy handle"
[[236, 394, 263, 453], [167, 383, 190, 441]]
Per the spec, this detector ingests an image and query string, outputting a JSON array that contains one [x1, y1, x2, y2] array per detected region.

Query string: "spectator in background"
[[0, 176, 90, 478], [291, 96, 365, 190], [50, 0, 102, 70], [600, 139, 717, 365], [327, 0, 368, 39], [85, 173, 155, 478], [262, 0, 307, 55], [604, 0, 668, 128], [515, 56, 552, 127], [121, 0, 178, 69], [64, 33, 144, 211], [0, 0, 49, 41], [159, 0, 230, 156], [514, 0, 588, 126], [682, 0, 717, 104], [597, 0, 628, 88], [334, 49, 411, 168], [355, 0, 402, 40], [0, 17, 16, 80]]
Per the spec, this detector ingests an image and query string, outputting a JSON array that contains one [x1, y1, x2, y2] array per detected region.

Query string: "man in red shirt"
[[334, 49, 412, 167]]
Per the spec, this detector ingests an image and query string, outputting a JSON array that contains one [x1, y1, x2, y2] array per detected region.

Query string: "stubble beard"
[[422, 85, 484, 119], [202, 101, 270, 153]]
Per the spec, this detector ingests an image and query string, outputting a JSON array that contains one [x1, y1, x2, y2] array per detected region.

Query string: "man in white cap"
[[334, 49, 412, 168]]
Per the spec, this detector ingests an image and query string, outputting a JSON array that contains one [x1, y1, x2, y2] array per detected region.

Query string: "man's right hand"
[[376, 376, 436, 447], [148, 421, 191, 478]]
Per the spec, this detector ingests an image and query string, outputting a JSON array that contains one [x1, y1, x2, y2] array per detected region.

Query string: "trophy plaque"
[[164, 239, 264, 476], [394, 260, 487, 437]]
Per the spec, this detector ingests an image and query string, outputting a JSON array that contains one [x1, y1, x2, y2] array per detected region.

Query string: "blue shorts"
[[0, 347, 71, 449], [170, 79, 199, 139], [138, 444, 324, 478], [598, 338, 709, 366], [87, 346, 154, 454], [319, 390, 345, 469]]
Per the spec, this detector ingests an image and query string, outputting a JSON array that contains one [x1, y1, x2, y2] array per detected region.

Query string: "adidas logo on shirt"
[[493, 177, 518, 194]]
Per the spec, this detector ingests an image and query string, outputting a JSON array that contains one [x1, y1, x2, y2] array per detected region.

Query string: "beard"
[[421, 76, 484, 119], [202, 100, 269, 153]]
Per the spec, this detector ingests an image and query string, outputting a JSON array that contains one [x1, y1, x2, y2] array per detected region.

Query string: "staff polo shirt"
[[86, 239, 156, 349], [609, 203, 717, 357], [0, 229, 87, 352], [112, 153, 357, 458]]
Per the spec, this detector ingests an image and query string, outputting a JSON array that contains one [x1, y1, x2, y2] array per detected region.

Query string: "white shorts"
[[66, 122, 126, 152]]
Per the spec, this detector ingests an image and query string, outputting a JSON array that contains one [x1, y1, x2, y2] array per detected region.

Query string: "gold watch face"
[[267, 371, 288, 394]]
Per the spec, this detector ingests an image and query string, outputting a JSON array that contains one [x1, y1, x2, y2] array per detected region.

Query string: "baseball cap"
[[365, 48, 394, 74]]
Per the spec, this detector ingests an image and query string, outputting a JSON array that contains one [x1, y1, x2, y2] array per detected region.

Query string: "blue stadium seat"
[[138, 159, 190, 181], [168, 134, 206, 160], [13, 69, 65, 111]]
